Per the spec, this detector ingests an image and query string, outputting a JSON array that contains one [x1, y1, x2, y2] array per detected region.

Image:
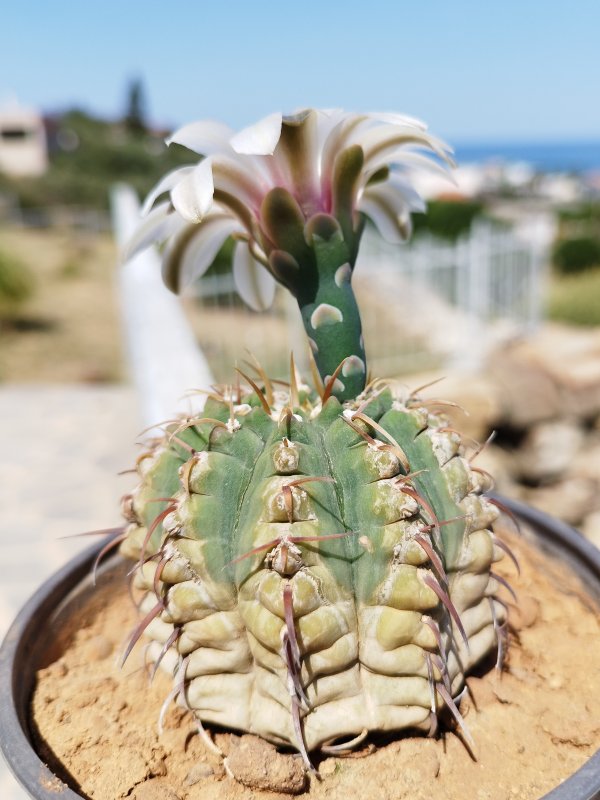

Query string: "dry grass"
[[0, 226, 124, 383], [548, 267, 600, 327], [0, 225, 490, 388]]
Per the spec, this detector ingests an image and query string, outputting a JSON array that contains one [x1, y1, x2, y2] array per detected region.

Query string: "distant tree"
[[412, 199, 484, 241], [124, 78, 147, 135], [553, 237, 600, 274], [0, 106, 192, 210]]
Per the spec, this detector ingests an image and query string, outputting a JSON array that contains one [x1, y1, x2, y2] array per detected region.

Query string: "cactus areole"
[[122, 109, 513, 771]]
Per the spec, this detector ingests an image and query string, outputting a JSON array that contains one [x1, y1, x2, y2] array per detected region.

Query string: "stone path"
[[0, 385, 140, 799]]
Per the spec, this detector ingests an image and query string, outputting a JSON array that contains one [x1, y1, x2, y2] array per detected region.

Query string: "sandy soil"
[[31, 528, 600, 800]]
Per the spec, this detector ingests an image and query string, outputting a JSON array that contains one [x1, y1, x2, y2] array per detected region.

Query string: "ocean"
[[453, 140, 600, 173]]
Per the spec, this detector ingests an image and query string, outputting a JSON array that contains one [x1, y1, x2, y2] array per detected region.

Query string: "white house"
[[0, 100, 48, 177]]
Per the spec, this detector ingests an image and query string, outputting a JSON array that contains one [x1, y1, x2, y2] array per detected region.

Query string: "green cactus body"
[[121, 382, 506, 762]]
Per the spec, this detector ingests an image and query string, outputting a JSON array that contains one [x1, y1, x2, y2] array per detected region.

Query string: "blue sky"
[[2, 0, 599, 142]]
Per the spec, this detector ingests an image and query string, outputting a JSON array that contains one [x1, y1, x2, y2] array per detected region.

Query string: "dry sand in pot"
[[31, 527, 600, 800]]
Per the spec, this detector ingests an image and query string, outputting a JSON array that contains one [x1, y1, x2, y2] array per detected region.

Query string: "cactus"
[[119, 109, 514, 770]]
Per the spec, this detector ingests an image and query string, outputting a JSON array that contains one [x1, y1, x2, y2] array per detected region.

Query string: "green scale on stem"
[[121, 380, 510, 764], [261, 174, 368, 402], [299, 215, 366, 401]]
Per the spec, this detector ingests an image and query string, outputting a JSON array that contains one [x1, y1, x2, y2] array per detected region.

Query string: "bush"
[[412, 199, 484, 241], [558, 203, 600, 224], [0, 249, 35, 316], [0, 109, 193, 210], [548, 267, 600, 326], [552, 237, 600, 274]]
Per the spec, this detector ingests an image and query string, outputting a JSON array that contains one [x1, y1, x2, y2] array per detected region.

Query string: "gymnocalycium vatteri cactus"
[[119, 109, 515, 771]]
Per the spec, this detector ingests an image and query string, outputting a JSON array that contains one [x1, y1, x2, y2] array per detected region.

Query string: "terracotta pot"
[[1, 498, 599, 800]]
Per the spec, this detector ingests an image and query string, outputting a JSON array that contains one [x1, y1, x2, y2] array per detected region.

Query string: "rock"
[[488, 325, 600, 427], [476, 444, 522, 495], [148, 750, 168, 778], [488, 344, 561, 427], [319, 758, 337, 776], [510, 594, 540, 630], [184, 762, 214, 785], [129, 780, 181, 800], [517, 421, 583, 483], [571, 437, 600, 483], [225, 734, 307, 794], [553, 354, 600, 422], [86, 635, 113, 660], [523, 477, 598, 526], [582, 511, 600, 550], [514, 326, 600, 420], [409, 371, 502, 442]]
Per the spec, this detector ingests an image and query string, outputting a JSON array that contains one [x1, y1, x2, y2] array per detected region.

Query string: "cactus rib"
[[119, 377, 511, 763]]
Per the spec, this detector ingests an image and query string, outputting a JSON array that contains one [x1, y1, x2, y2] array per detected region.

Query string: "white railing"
[[111, 184, 214, 429], [349, 218, 552, 374], [112, 183, 553, 396], [0, 201, 111, 232], [187, 219, 552, 379]]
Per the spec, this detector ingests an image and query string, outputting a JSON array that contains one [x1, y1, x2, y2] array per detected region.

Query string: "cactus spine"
[[119, 108, 513, 770], [120, 380, 509, 767]]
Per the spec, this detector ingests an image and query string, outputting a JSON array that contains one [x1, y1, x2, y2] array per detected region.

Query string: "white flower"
[[125, 109, 453, 311]]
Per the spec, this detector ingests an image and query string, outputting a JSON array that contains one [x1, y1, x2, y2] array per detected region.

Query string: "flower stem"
[[298, 216, 367, 402]]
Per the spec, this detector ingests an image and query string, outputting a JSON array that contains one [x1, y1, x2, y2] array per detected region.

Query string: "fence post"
[[450, 221, 489, 371], [111, 183, 214, 430], [517, 213, 555, 332]]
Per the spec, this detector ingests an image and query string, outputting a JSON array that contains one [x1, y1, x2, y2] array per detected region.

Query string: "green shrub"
[[558, 203, 600, 224], [412, 199, 484, 240], [0, 109, 193, 210], [552, 237, 600, 274], [0, 249, 35, 315]]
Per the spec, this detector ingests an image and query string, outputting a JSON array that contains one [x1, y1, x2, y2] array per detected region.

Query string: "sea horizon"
[[450, 138, 600, 174]]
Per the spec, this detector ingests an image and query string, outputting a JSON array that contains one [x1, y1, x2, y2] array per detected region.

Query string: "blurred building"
[[0, 99, 48, 177]]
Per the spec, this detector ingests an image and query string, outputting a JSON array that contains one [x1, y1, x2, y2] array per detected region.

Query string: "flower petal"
[[212, 156, 268, 211], [141, 165, 194, 216], [320, 114, 366, 193], [122, 201, 182, 262], [277, 110, 320, 211], [365, 111, 427, 130], [358, 182, 415, 244], [167, 120, 234, 155], [233, 241, 276, 311], [354, 123, 452, 165], [162, 214, 241, 293], [260, 186, 311, 262], [364, 173, 426, 214], [367, 150, 457, 185], [171, 158, 214, 223], [230, 112, 283, 155], [331, 145, 364, 244]]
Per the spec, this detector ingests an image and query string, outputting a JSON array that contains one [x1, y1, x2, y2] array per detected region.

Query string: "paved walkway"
[[0, 385, 140, 799]]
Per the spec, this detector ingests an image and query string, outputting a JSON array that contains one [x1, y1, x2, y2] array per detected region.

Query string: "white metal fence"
[[351, 219, 552, 374], [0, 200, 110, 232], [110, 182, 553, 399], [188, 219, 552, 380]]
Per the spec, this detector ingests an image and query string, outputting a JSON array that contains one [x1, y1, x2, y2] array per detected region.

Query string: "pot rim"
[[1, 498, 599, 800], [0, 540, 104, 799]]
